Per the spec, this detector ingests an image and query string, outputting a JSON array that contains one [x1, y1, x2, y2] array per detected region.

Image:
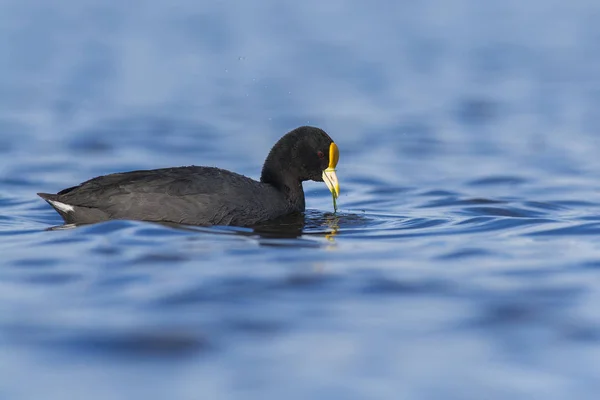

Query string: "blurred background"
[[2, 0, 600, 399]]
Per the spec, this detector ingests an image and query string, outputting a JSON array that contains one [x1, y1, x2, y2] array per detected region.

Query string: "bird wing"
[[56, 166, 271, 225]]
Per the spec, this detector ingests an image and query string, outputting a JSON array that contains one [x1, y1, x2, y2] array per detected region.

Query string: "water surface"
[[2, 1, 600, 399]]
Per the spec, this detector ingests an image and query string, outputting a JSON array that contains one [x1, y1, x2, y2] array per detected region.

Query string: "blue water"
[[2, 1, 600, 399]]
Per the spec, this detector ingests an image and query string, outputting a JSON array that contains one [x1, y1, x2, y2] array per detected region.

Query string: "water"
[[2, 1, 600, 398]]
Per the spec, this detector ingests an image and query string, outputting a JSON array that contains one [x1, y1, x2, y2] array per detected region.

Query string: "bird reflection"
[[252, 210, 340, 240], [45, 211, 343, 245]]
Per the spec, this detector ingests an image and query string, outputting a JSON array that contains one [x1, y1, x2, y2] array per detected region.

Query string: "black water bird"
[[38, 126, 340, 227]]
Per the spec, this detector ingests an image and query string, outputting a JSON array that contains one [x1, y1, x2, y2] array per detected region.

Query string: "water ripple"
[[3, 1, 600, 398]]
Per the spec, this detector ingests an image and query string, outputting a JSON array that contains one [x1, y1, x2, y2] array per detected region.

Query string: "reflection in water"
[[324, 213, 340, 243], [249, 210, 343, 241], [45, 210, 345, 244], [251, 212, 306, 238], [46, 223, 78, 231]]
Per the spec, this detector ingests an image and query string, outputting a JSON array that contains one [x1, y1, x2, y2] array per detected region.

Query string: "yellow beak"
[[322, 142, 340, 199]]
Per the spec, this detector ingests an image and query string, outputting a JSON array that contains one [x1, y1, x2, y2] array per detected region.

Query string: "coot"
[[38, 126, 340, 226]]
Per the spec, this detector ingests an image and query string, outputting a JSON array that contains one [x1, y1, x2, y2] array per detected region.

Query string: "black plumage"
[[38, 126, 340, 227]]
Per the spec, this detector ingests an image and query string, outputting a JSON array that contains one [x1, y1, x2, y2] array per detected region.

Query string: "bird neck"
[[261, 160, 305, 211], [262, 163, 304, 194]]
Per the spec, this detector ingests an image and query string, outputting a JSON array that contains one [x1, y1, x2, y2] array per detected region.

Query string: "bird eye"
[[317, 151, 324, 159]]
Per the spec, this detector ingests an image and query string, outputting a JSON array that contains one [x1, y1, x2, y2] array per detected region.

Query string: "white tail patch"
[[48, 200, 75, 213]]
